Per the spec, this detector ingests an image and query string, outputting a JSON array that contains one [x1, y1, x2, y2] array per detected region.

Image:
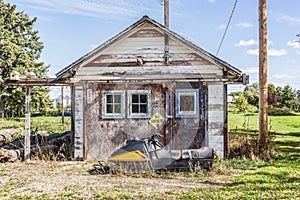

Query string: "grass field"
[[0, 111, 299, 199], [0, 116, 71, 134]]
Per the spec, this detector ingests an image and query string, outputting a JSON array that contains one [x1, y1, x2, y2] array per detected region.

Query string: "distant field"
[[0, 116, 71, 134]]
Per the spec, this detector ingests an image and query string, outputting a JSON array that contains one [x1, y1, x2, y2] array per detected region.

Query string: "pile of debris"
[[0, 129, 71, 162]]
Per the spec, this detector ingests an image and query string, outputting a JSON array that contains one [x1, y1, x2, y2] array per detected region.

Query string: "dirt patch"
[[0, 161, 235, 199]]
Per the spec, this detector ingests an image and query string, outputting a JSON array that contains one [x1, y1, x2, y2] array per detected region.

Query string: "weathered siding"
[[73, 86, 84, 159], [75, 24, 222, 81], [84, 83, 166, 161], [208, 82, 225, 158]]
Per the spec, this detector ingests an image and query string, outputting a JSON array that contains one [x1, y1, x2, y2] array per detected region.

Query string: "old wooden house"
[[56, 16, 248, 161]]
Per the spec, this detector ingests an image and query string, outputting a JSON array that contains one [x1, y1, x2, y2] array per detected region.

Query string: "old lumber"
[[0, 131, 70, 162]]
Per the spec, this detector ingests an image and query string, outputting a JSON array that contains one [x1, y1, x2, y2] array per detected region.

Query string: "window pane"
[[132, 105, 139, 113], [140, 105, 147, 113], [132, 95, 138, 103], [140, 94, 147, 103], [106, 95, 112, 103], [114, 95, 121, 103], [114, 104, 121, 113], [180, 95, 194, 112], [106, 105, 113, 113]]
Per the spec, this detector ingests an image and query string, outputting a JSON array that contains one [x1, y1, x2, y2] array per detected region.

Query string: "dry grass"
[[0, 160, 237, 199]]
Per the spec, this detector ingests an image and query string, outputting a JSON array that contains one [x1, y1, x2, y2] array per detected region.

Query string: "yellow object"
[[149, 112, 165, 129], [109, 150, 149, 161]]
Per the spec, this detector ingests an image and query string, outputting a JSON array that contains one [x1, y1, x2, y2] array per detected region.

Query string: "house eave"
[[56, 15, 244, 80]]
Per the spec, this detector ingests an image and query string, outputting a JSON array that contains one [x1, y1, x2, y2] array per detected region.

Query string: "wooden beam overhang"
[[4, 78, 72, 86]]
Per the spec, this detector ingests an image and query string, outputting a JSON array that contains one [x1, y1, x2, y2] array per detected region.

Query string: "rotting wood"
[[0, 131, 71, 162], [4, 78, 71, 86]]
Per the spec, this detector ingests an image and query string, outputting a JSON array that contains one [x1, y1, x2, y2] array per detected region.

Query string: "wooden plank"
[[4, 78, 71, 86], [129, 29, 164, 38], [74, 86, 84, 159], [78, 65, 222, 75], [207, 83, 225, 158]]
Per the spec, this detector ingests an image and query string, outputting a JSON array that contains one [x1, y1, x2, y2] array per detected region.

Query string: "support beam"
[[61, 86, 65, 124], [24, 86, 31, 161]]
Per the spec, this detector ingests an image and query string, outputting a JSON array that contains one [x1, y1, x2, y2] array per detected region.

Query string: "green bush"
[[268, 106, 295, 116]]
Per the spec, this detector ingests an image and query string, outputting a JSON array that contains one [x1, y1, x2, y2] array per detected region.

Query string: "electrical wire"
[[155, 0, 163, 6], [216, 0, 238, 56]]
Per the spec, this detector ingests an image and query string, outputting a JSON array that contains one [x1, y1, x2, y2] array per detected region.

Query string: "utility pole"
[[164, 0, 169, 65], [258, 0, 268, 154]]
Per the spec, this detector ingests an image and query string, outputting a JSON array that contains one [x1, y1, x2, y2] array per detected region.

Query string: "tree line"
[[0, 0, 52, 118], [231, 83, 300, 114]]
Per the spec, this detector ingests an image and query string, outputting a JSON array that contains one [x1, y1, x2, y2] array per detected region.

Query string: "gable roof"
[[56, 15, 242, 79]]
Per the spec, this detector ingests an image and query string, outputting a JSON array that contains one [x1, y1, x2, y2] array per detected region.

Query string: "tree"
[[0, 0, 52, 117], [281, 85, 297, 110], [244, 83, 259, 107], [268, 83, 277, 106], [234, 93, 248, 112]]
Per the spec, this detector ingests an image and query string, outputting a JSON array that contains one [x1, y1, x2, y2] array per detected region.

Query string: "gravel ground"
[[0, 161, 231, 199]]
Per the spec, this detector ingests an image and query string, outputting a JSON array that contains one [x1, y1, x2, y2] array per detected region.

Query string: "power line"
[[216, 0, 238, 56], [155, 0, 163, 6]]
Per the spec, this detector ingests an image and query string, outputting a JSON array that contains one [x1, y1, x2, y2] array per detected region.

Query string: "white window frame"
[[175, 89, 199, 118], [102, 90, 125, 119], [127, 90, 151, 119]]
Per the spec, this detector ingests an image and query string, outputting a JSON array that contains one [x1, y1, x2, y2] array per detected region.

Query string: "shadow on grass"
[[270, 131, 300, 137]]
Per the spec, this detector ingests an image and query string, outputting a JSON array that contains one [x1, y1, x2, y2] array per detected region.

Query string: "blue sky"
[[5, 0, 300, 97]]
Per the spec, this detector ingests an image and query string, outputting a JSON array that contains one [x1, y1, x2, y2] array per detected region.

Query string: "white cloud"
[[270, 11, 300, 26], [247, 49, 259, 55], [208, 0, 216, 2], [287, 40, 300, 49], [268, 49, 288, 56], [236, 22, 253, 29], [247, 48, 288, 56], [15, 0, 153, 20], [242, 67, 258, 74], [272, 74, 295, 80], [235, 39, 258, 46]]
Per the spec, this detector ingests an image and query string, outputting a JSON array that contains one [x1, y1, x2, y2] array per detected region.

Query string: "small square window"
[[128, 90, 151, 118], [102, 91, 125, 119], [175, 89, 199, 118]]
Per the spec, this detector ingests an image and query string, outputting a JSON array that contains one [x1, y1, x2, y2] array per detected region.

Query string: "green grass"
[[228, 111, 300, 158], [0, 116, 71, 134]]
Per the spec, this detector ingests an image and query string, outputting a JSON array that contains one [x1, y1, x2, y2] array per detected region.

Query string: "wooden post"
[[258, 0, 268, 153], [61, 86, 64, 124], [24, 86, 31, 161]]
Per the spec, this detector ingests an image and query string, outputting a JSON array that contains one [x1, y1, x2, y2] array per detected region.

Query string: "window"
[[175, 89, 199, 118], [102, 91, 125, 119], [128, 90, 151, 118]]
